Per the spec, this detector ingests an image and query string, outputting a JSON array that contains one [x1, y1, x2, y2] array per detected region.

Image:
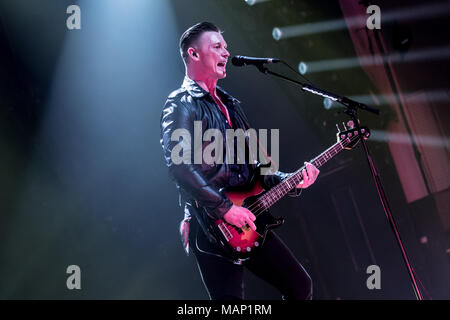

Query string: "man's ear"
[[187, 47, 199, 60]]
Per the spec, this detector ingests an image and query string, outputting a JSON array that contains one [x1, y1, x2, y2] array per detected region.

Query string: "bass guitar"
[[211, 124, 370, 259]]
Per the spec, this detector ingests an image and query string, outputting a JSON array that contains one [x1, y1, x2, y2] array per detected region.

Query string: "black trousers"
[[191, 227, 313, 300]]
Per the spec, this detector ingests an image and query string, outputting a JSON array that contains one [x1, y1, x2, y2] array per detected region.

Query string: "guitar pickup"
[[234, 226, 244, 234]]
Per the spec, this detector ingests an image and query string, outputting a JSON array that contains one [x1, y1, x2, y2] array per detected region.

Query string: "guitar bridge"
[[217, 222, 233, 241]]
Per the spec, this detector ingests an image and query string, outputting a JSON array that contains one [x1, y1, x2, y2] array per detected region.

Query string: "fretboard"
[[257, 135, 355, 212]]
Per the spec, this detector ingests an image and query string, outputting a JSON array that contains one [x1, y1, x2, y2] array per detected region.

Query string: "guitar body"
[[214, 180, 284, 260]]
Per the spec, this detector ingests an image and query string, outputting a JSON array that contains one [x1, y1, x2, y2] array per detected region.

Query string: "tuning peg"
[[347, 120, 355, 129], [336, 123, 341, 133], [342, 122, 347, 131]]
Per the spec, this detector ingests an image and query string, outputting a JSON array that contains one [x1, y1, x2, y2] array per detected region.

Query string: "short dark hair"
[[179, 22, 221, 62]]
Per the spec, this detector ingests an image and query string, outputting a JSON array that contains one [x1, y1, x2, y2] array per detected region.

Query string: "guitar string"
[[219, 132, 364, 233], [245, 140, 346, 215], [248, 139, 356, 217], [235, 132, 362, 220]]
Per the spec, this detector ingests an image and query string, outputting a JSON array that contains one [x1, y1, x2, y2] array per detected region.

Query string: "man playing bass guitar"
[[160, 22, 319, 300]]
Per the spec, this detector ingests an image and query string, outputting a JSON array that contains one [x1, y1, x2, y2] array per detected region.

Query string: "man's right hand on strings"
[[223, 205, 257, 231]]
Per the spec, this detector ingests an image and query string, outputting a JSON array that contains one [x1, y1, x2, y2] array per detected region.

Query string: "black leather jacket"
[[160, 77, 293, 248]]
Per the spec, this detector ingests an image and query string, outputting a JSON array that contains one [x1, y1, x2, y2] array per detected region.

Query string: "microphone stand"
[[253, 63, 423, 300]]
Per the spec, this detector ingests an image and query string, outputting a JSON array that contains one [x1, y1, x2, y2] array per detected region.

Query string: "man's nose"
[[223, 49, 230, 58]]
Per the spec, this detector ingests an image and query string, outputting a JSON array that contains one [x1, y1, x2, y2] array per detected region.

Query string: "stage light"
[[371, 130, 450, 148], [272, 2, 450, 40], [323, 89, 450, 109], [272, 27, 282, 41], [273, 20, 346, 40], [298, 62, 308, 75], [299, 45, 450, 74], [323, 98, 333, 110], [245, 0, 270, 6]]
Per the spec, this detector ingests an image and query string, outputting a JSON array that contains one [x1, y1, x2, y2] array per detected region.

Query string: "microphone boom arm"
[[254, 64, 380, 115]]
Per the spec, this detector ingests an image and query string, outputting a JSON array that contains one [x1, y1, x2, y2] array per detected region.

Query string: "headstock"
[[336, 120, 371, 150]]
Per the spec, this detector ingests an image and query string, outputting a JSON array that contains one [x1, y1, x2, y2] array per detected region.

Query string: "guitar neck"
[[258, 140, 346, 211]]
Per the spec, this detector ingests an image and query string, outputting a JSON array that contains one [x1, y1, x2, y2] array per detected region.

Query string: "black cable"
[[280, 60, 314, 85]]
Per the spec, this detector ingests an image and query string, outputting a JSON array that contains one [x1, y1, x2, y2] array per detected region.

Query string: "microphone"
[[231, 55, 281, 67]]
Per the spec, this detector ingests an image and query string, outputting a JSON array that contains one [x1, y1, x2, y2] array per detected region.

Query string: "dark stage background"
[[0, 0, 449, 299]]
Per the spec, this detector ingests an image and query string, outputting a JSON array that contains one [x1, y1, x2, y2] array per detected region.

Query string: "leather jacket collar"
[[181, 76, 240, 104]]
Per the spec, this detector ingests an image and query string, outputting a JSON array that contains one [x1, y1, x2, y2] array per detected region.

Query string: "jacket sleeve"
[[160, 98, 233, 219]]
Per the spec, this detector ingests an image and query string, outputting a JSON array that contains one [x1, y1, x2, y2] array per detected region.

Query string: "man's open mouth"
[[217, 62, 226, 67]]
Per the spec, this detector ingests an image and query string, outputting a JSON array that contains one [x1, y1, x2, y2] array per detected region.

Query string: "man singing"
[[160, 22, 319, 300]]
